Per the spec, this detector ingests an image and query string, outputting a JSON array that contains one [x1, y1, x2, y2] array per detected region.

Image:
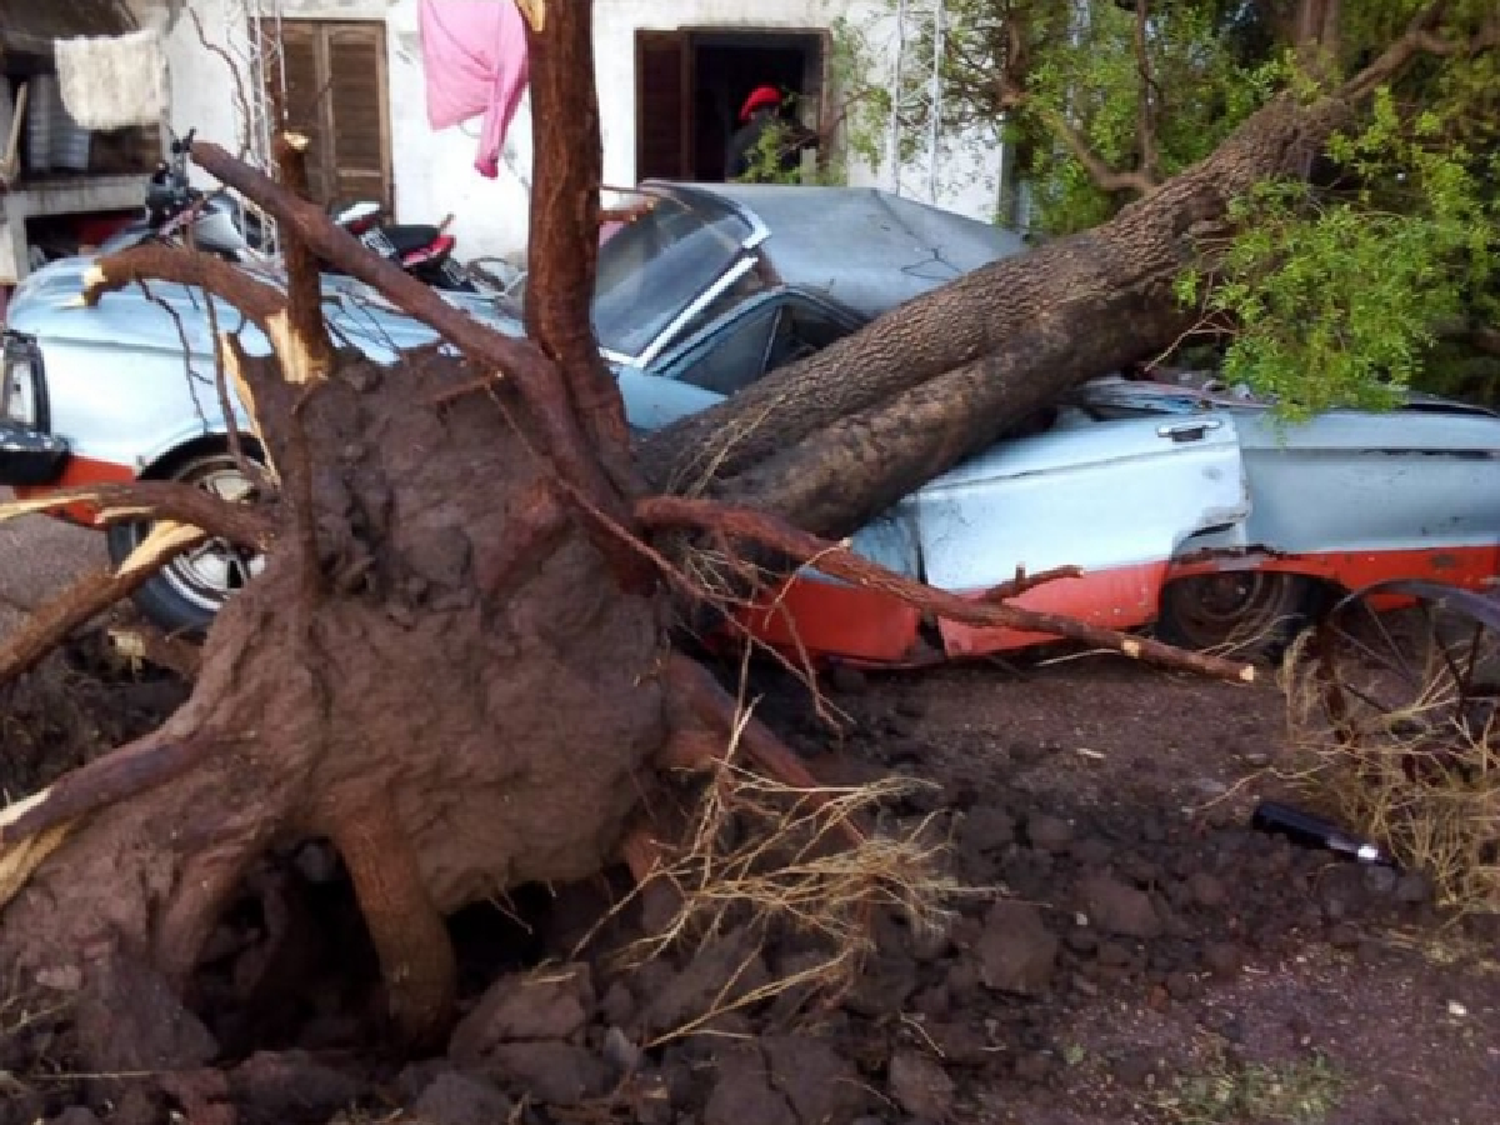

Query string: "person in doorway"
[[725, 85, 817, 182]]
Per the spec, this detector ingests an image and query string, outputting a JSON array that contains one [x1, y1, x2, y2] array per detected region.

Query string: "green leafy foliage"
[[824, 0, 1500, 412], [1190, 86, 1499, 414]]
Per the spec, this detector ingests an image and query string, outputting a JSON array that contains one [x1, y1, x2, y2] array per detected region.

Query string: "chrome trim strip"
[[634, 255, 757, 369]]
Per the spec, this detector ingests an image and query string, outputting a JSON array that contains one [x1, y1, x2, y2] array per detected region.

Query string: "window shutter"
[[635, 31, 689, 181], [327, 25, 391, 208], [276, 21, 330, 201], [264, 20, 391, 209]]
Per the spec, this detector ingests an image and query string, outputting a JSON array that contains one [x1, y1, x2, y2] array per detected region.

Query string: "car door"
[[899, 410, 1252, 656]]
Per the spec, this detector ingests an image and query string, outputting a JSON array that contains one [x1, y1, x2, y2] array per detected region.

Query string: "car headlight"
[[1, 332, 44, 429]]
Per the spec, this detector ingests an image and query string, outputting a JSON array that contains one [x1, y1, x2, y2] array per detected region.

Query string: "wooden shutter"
[[277, 22, 326, 197], [326, 25, 390, 208], [266, 20, 391, 209], [635, 31, 690, 181]]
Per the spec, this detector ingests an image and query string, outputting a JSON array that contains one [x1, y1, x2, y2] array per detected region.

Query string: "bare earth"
[[1, 511, 1496, 1125], [802, 657, 1500, 1125]]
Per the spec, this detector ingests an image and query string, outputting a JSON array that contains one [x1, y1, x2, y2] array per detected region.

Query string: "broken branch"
[[637, 496, 1255, 683], [0, 480, 274, 550], [0, 522, 208, 686], [83, 242, 285, 327]]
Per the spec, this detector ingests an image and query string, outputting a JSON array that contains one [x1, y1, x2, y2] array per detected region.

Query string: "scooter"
[[97, 129, 267, 262], [98, 130, 482, 294], [328, 200, 478, 293]]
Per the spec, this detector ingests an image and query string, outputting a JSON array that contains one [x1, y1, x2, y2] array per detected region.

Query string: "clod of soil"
[[4, 650, 1500, 1124]]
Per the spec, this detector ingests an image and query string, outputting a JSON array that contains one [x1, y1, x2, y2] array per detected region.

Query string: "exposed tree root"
[[636, 496, 1256, 682], [109, 621, 204, 680], [329, 790, 457, 1047], [616, 763, 960, 1047], [0, 730, 221, 852], [0, 481, 275, 547], [666, 653, 840, 793], [179, 140, 647, 586], [81, 242, 286, 325], [0, 522, 206, 685]]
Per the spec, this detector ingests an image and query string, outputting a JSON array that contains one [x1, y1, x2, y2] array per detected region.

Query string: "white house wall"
[[164, 0, 1004, 263]]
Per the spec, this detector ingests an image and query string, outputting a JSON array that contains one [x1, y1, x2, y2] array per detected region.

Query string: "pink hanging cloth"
[[419, 0, 531, 178]]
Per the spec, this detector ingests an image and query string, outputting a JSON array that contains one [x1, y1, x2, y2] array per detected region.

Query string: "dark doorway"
[[636, 29, 824, 184]]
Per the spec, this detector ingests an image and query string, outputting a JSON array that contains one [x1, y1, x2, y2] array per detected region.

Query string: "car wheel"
[[105, 447, 265, 635], [1156, 572, 1316, 657]]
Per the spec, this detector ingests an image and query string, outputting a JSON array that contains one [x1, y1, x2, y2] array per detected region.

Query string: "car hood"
[[6, 255, 523, 362], [7, 253, 724, 434]]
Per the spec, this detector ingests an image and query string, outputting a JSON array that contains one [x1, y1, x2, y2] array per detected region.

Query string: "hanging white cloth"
[[55, 29, 169, 131]]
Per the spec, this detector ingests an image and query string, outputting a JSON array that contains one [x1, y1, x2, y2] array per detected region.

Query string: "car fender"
[[135, 415, 257, 478]]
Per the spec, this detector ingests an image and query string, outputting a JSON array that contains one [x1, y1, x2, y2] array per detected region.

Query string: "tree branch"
[[636, 496, 1254, 683], [1339, 2, 1498, 102], [990, 6, 1157, 197], [1133, 0, 1160, 184], [1038, 104, 1159, 196], [83, 242, 285, 328]]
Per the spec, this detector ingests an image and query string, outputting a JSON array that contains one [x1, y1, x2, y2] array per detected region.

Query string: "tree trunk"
[[643, 94, 1348, 536]]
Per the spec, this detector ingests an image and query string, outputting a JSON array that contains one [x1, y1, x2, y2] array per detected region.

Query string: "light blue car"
[[3, 183, 1499, 661]]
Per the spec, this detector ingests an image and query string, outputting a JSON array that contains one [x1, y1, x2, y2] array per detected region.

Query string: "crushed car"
[[2, 182, 1499, 660]]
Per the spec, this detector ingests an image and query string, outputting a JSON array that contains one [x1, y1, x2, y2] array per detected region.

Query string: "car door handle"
[[1157, 419, 1223, 443]]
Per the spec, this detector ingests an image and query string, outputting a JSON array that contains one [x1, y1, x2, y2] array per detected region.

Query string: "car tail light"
[[0, 332, 44, 428]]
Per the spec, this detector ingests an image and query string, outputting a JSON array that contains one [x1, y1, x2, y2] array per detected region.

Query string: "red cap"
[[739, 85, 782, 123]]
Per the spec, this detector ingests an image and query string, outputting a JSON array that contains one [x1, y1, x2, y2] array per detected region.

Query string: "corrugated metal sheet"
[[0, 0, 137, 61]]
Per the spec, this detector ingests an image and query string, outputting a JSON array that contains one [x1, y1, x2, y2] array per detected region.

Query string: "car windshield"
[[590, 193, 756, 357]]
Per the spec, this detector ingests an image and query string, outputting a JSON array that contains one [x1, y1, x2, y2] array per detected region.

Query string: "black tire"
[[105, 447, 265, 636], [1155, 572, 1316, 657]]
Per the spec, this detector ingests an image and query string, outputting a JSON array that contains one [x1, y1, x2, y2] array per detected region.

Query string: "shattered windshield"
[[589, 193, 755, 358]]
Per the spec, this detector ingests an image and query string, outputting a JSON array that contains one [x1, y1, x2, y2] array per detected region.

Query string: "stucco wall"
[[163, 0, 1003, 263]]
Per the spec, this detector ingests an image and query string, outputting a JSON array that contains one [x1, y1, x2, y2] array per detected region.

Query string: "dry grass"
[[1282, 622, 1500, 911], [594, 710, 972, 1045]]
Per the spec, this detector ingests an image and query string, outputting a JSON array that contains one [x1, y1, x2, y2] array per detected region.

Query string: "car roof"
[[646, 182, 1027, 319]]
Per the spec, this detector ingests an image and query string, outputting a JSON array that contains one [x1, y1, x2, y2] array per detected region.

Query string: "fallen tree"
[[0, 0, 1493, 1079]]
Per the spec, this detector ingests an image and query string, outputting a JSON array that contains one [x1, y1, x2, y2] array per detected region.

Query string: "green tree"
[[822, 0, 1499, 414]]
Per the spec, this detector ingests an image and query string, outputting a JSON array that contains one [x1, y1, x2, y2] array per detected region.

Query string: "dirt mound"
[[0, 629, 188, 798], [4, 655, 1499, 1125]]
